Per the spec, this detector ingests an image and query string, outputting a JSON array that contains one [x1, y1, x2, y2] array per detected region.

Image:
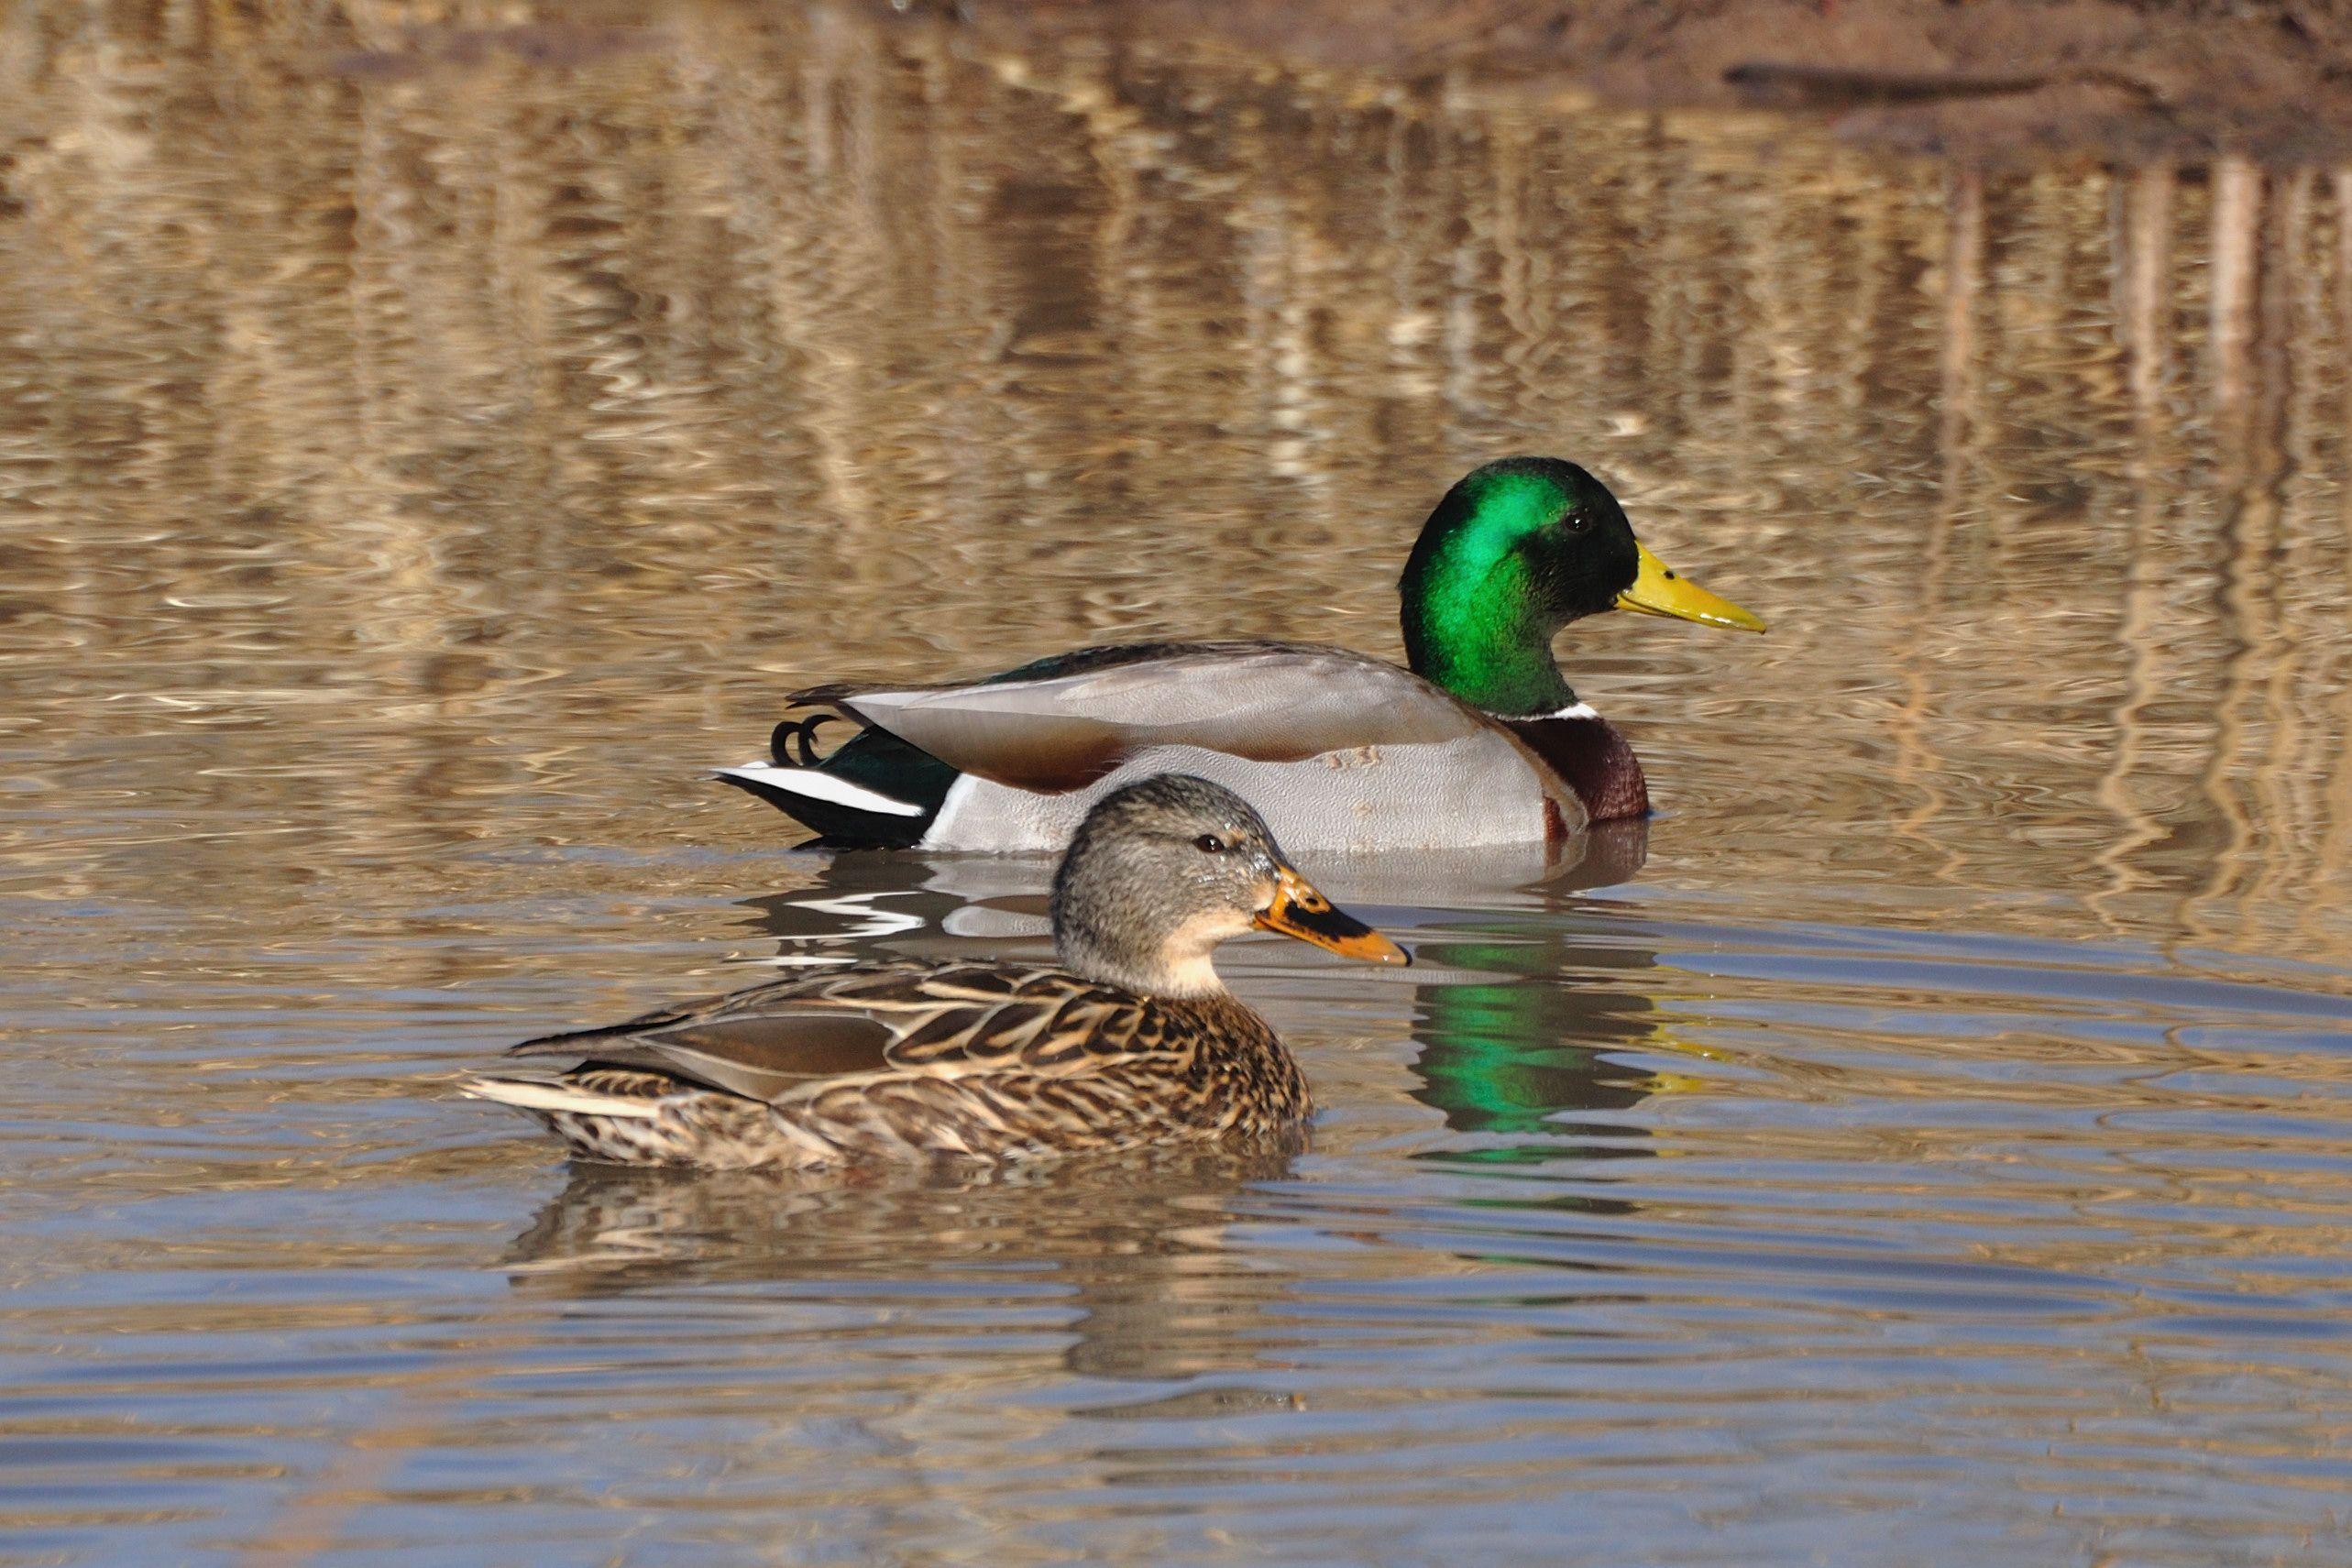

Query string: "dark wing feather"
[[784, 640, 1310, 709], [555, 1014, 902, 1103], [505, 960, 1161, 1106]]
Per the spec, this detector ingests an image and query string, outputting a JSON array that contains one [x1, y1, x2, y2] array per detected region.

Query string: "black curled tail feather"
[[770, 712, 841, 766], [720, 710, 963, 849]]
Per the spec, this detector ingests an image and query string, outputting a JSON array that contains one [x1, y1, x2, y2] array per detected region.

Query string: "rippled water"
[[6, 5, 2352, 1564]]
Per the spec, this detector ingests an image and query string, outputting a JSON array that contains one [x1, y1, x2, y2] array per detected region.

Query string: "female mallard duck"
[[718, 456, 1764, 852], [463, 774, 1406, 1168]]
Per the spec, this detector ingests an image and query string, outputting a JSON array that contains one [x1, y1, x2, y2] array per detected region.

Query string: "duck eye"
[[1560, 510, 1592, 534], [1193, 834, 1226, 854]]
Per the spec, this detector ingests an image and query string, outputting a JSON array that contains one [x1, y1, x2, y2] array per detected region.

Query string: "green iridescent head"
[[1397, 457, 1764, 717]]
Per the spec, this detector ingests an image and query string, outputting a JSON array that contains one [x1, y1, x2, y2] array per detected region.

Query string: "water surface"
[[5, 5, 2352, 1564]]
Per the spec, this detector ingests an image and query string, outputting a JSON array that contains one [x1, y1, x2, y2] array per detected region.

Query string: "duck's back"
[[464, 959, 1313, 1168]]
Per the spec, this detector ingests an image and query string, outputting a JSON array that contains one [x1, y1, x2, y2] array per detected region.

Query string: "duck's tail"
[[458, 1073, 662, 1120], [713, 706, 959, 848]]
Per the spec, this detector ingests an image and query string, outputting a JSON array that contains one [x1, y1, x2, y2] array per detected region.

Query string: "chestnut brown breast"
[[1504, 715, 1651, 823]]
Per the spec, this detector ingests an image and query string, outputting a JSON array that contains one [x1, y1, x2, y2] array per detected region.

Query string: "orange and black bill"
[[1254, 866, 1411, 966]]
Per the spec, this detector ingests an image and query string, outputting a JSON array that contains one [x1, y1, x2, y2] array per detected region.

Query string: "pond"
[[4, 5, 2351, 1563]]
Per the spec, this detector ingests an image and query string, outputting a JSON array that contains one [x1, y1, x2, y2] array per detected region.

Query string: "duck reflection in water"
[[1402, 822, 1666, 1157], [737, 814, 1653, 970], [505, 1146, 1302, 1386]]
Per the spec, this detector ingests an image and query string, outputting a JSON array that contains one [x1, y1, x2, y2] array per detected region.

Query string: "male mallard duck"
[[462, 774, 1406, 1168], [718, 456, 1764, 852]]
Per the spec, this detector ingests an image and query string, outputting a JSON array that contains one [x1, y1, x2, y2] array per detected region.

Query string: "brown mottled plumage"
[[461, 775, 1406, 1169]]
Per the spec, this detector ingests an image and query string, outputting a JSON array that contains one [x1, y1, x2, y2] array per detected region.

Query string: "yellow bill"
[[1614, 543, 1766, 632], [1254, 866, 1410, 966]]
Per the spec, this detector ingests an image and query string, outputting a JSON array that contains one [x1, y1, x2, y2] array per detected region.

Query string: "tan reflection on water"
[[5, 4, 2350, 972]]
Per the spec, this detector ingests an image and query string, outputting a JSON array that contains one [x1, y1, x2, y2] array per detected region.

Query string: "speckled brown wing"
[[483, 960, 1310, 1167], [502, 959, 1161, 1106]]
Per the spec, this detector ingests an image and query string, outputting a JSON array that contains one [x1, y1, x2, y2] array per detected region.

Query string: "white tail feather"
[[712, 764, 924, 817], [460, 1075, 663, 1119]]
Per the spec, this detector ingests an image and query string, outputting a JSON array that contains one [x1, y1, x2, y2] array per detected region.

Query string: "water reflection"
[[509, 1147, 1302, 1384], [733, 821, 1649, 966], [1408, 926, 1663, 1159], [1389, 826, 1667, 1179], [6, 3, 2352, 967]]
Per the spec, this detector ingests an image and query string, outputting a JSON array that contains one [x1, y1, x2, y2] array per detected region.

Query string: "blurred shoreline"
[[957, 0, 2352, 167], [48, 1, 2340, 168]]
